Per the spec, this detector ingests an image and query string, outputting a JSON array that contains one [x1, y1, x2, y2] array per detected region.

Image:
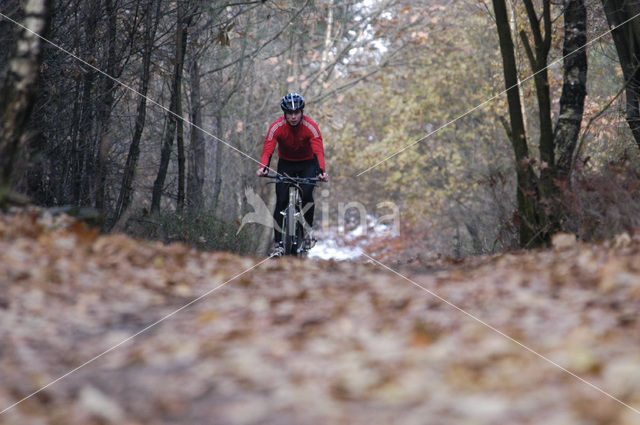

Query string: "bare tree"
[[94, 0, 119, 211], [114, 0, 160, 223], [555, 0, 588, 179], [0, 0, 51, 203], [492, 0, 540, 246], [492, 0, 588, 247], [187, 58, 205, 212], [600, 0, 640, 150], [150, 1, 192, 213]]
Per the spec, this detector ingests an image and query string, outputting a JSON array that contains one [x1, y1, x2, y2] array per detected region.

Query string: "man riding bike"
[[256, 93, 329, 256]]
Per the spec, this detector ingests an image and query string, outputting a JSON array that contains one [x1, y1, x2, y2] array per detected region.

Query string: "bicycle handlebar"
[[260, 174, 322, 184]]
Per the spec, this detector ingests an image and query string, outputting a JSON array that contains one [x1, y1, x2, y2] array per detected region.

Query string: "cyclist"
[[256, 93, 329, 256]]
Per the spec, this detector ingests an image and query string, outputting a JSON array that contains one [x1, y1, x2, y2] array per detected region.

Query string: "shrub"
[[561, 156, 640, 241]]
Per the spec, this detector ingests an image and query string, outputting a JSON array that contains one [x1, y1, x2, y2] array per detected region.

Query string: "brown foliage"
[[2, 209, 640, 424], [561, 157, 640, 241]]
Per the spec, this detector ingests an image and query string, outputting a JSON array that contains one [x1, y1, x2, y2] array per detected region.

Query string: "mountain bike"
[[261, 174, 321, 256]]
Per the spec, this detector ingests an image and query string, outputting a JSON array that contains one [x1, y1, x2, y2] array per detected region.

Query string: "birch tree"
[[0, 0, 51, 204], [492, 0, 587, 247]]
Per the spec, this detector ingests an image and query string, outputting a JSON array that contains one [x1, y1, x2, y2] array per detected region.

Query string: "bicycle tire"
[[282, 210, 294, 255], [282, 187, 298, 255], [295, 220, 305, 255]]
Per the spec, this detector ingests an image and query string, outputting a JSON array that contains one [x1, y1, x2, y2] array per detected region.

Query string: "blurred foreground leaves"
[[1, 211, 640, 424]]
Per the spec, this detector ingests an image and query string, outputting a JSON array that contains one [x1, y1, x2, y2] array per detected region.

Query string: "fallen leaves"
[[1, 211, 640, 424], [552, 232, 577, 250]]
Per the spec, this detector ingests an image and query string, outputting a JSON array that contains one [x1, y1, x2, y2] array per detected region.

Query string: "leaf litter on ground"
[[1, 210, 640, 424]]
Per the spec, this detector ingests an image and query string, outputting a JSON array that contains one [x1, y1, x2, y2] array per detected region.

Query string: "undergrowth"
[[125, 210, 254, 255], [561, 155, 640, 241]]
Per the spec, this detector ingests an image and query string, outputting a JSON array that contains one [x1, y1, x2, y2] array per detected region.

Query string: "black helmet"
[[280, 93, 305, 112]]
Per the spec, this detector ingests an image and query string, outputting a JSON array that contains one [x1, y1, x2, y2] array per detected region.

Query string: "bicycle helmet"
[[280, 93, 305, 112]]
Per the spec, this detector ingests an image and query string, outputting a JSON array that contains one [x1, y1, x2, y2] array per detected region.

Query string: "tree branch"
[[543, 0, 551, 51], [574, 62, 640, 162], [519, 29, 536, 69], [204, 0, 312, 75], [522, 0, 543, 47], [308, 61, 390, 105]]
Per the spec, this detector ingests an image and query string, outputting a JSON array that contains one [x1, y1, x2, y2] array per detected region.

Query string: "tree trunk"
[[320, 0, 334, 71], [94, 0, 118, 213], [176, 3, 195, 213], [507, 0, 528, 133], [0, 0, 51, 200], [555, 0, 587, 179], [73, 3, 99, 206], [176, 81, 185, 213], [492, 0, 542, 247], [150, 2, 190, 213], [600, 0, 640, 150], [211, 109, 224, 215], [64, 78, 82, 203], [520, 0, 554, 199], [187, 59, 205, 212], [114, 0, 159, 222]]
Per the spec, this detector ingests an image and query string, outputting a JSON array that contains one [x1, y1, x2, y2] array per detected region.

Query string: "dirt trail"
[[1, 211, 640, 425]]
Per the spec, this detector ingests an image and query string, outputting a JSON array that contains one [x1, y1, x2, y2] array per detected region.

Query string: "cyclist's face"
[[284, 110, 302, 126]]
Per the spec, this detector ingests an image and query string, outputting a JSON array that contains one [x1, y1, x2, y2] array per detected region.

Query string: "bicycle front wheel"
[[282, 207, 296, 255], [282, 187, 298, 255]]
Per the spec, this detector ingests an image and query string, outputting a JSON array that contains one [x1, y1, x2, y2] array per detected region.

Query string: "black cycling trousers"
[[274, 158, 317, 243]]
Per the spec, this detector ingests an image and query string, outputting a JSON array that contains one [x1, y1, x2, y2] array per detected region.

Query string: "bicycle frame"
[[261, 173, 321, 256]]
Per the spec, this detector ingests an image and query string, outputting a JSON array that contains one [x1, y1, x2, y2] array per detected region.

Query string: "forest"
[[1, 0, 638, 257], [3, 1, 640, 424]]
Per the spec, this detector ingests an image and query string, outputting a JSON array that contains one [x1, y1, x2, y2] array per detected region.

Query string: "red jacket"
[[259, 116, 326, 173]]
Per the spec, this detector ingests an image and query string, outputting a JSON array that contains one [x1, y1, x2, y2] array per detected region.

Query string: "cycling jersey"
[[259, 116, 326, 173]]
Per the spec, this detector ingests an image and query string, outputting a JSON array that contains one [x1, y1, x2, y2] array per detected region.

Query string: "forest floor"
[[1, 210, 640, 425]]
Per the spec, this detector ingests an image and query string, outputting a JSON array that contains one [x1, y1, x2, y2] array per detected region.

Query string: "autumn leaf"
[[2, 210, 640, 424]]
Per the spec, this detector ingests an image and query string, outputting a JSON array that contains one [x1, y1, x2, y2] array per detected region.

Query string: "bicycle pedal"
[[269, 243, 285, 257]]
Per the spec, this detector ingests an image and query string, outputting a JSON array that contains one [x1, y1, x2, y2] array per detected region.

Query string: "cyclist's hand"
[[256, 167, 268, 177], [318, 172, 329, 182]]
